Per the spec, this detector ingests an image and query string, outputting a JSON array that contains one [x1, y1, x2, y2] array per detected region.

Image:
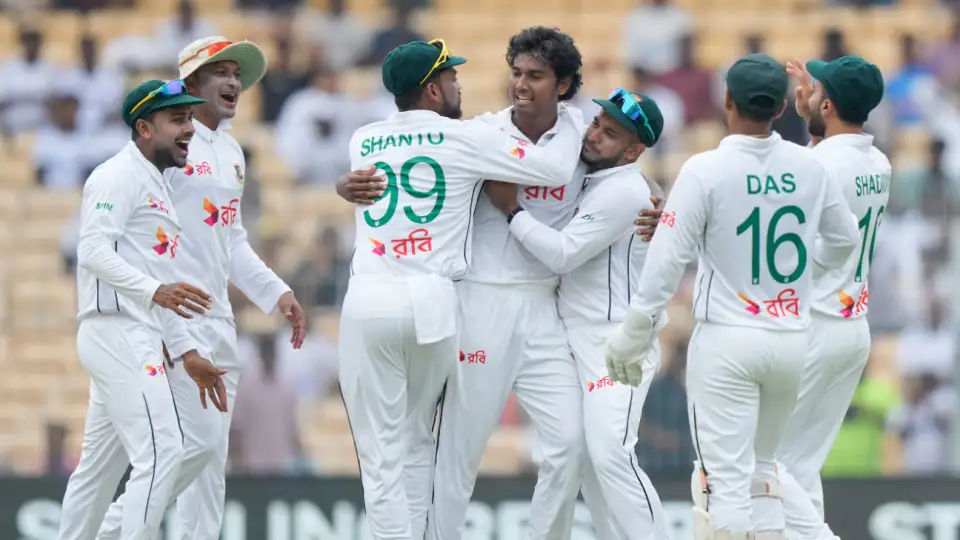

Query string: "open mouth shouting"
[[174, 136, 192, 157], [219, 89, 238, 109]]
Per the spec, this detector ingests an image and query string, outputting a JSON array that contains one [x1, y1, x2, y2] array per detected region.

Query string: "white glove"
[[605, 309, 667, 387]]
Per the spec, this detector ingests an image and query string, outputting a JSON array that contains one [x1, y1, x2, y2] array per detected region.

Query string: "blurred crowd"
[[1, 0, 958, 478]]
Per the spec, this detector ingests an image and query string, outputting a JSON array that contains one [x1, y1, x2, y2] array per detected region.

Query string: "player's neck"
[[728, 119, 772, 138], [824, 122, 863, 139], [511, 108, 557, 144], [194, 106, 221, 132]]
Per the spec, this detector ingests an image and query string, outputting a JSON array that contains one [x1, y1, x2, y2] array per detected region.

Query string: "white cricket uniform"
[[342, 107, 581, 540], [427, 104, 587, 540], [508, 163, 671, 540], [625, 133, 860, 534], [59, 142, 207, 540], [776, 134, 891, 540], [96, 120, 291, 540]]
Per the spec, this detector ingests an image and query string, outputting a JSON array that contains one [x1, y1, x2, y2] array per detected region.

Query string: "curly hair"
[[506, 26, 583, 101]]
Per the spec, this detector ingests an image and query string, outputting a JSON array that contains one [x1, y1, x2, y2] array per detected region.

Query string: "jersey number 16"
[[364, 156, 447, 228], [737, 205, 808, 285]]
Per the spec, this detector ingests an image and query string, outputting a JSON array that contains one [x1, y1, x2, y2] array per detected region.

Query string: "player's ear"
[[772, 98, 788, 121], [724, 88, 735, 113], [625, 140, 645, 162]]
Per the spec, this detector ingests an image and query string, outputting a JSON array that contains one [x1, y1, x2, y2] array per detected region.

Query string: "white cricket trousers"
[[427, 281, 584, 540], [778, 314, 870, 540], [566, 321, 670, 540], [686, 322, 806, 533], [339, 275, 459, 540], [59, 316, 185, 540], [96, 317, 241, 540]]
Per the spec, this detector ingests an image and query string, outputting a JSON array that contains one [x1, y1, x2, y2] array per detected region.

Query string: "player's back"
[[348, 111, 486, 280], [809, 134, 891, 319], [690, 133, 833, 331]]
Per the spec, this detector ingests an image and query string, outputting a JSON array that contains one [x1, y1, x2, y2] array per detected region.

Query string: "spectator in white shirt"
[[295, 0, 372, 71], [55, 35, 125, 132], [274, 67, 358, 185], [0, 26, 56, 136], [621, 0, 693, 75]]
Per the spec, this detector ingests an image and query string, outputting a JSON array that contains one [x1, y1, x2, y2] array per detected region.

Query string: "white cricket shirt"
[[509, 163, 653, 324], [465, 104, 587, 285], [76, 142, 206, 359], [347, 108, 582, 280], [164, 120, 291, 320], [808, 133, 891, 319], [629, 132, 861, 331]]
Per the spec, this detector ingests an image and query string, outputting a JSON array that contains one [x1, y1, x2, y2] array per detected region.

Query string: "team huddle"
[[61, 22, 887, 540]]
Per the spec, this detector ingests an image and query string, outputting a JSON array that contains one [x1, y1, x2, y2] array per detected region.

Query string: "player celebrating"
[[485, 89, 671, 539], [96, 37, 306, 540], [773, 56, 888, 540], [342, 39, 583, 540], [59, 80, 227, 540], [604, 54, 861, 540]]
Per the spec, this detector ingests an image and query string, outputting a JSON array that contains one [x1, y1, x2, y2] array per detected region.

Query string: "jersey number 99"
[[736, 205, 808, 285], [364, 156, 446, 228]]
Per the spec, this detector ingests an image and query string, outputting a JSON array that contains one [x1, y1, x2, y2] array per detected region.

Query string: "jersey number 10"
[[363, 156, 447, 228], [737, 205, 808, 285]]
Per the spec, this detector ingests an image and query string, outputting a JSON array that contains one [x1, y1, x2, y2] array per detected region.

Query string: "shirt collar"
[[124, 141, 166, 190], [585, 162, 639, 181], [192, 118, 232, 143], [717, 131, 783, 150], [815, 132, 875, 151], [499, 103, 567, 143]]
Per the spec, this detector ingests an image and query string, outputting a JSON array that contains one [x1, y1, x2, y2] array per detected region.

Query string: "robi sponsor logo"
[[184, 161, 212, 176], [145, 364, 166, 377], [586, 376, 614, 392], [203, 197, 239, 227], [460, 350, 486, 364], [510, 140, 528, 159], [147, 195, 170, 214], [153, 226, 179, 258], [523, 185, 565, 201]]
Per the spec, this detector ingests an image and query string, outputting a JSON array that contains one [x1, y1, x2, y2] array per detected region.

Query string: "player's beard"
[[439, 96, 462, 119], [579, 148, 621, 173], [807, 111, 826, 138], [155, 143, 184, 169]]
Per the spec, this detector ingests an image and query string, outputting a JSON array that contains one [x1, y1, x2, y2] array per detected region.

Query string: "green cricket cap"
[[592, 91, 664, 147], [121, 79, 207, 129], [805, 56, 884, 124], [381, 40, 468, 97], [726, 53, 789, 117]]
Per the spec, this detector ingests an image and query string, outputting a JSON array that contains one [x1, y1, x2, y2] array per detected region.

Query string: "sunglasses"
[[420, 38, 450, 85], [608, 87, 656, 142], [129, 79, 188, 116]]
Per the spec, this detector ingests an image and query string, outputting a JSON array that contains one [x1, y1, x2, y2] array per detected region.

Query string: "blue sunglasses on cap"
[[608, 87, 656, 142], [129, 79, 189, 115]]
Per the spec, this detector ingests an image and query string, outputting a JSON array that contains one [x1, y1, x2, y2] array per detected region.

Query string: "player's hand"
[[635, 195, 664, 242], [786, 59, 816, 118], [153, 283, 212, 319], [336, 167, 385, 205], [182, 350, 228, 412], [605, 324, 649, 387], [277, 291, 306, 349], [484, 181, 519, 215]]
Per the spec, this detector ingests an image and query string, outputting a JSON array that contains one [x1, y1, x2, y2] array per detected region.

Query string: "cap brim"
[[437, 55, 468, 71], [150, 94, 208, 114], [592, 98, 640, 136], [183, 41, 268, 91], [805, 60, 828, 82]]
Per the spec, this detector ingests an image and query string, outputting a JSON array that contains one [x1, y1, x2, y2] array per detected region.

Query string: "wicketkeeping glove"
[[605, 309, 668, 387]]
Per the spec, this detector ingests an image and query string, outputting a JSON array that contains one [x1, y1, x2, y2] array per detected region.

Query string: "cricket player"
[[604, 54, 861, 540], [485, 89, 671, 540], [59, 80, 228, 540], [772, 56, 889, 540], [336, 28, 664, 540], [97, 37, 306, 540], [342, 39, 583, 540]]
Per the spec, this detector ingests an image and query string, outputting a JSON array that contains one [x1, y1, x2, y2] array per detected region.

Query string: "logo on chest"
[[147, 195, 170, 214], [203, 197, 239, 227], [184, 161, 213, 176]]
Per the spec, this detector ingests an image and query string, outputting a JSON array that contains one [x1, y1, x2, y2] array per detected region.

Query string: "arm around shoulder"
[[468, 119, 580, 187]]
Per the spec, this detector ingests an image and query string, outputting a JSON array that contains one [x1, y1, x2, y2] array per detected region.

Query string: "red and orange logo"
[[369, 237, 386, 256], [203, 197, 219, 226], [145, 364, 166, 377], [154, 226, 179, 258], [510, 140, 528, 159], [461, 350, 486, 364], [587, 376, 614, 392], [147, 195, 169, 214]]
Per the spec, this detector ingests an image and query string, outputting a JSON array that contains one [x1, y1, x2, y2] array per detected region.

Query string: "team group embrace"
[[61, 17, 888, 540]]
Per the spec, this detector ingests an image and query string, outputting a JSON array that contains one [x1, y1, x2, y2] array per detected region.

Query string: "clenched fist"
[[153, 282, 212, 319]]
